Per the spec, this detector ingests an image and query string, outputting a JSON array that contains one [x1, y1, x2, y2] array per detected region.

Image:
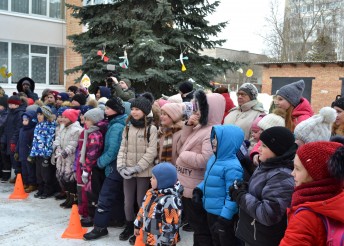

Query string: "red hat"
[[27, 98, 34, 106], [62, 109, 80, 123], [297, 141, 343, 181], [48, 90, 59, 100]]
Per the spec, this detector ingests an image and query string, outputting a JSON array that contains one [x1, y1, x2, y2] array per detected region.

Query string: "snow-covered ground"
[[0, 182, 193, 246]]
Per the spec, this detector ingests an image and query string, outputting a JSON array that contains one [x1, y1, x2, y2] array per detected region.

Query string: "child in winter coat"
[[134, 162, 183, 246], [54, 109, 82, 208], [2, 94, 26, 181], [280, 141, 344, 245], [230, 126, 297, 246], [29, 106, 57, 199], [15, 111, 37, 192], [193, 125, 244, 246], [158, 103, 184, 164], [0, 97, 9, 182], [176, 90, 226, 245], [77, 108, 104, 225], [117, 95, 158, 242], [83, 97, 127, 240]]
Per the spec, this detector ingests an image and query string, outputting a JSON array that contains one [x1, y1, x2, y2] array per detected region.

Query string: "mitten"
[[27, 156, 35, 164], [10, 143, 16, 153], [212, 216, 234, 235], [61, 150, 68, 159], [14, 152, 19, 162], [119, 168, 132, 179], [192, 187, 203, 205], [82, 171, 89, 184], [126, 165, 142, 175], [229, 181, 248, 202]]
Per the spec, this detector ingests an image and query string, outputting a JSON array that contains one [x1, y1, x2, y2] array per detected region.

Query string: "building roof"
[[256, 60, 344, 67]]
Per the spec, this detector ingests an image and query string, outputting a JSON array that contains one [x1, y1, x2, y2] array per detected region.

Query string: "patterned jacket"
[[30, 120, 57, 157], [235, 144, 297, 246], [134, 182, 183, 246]]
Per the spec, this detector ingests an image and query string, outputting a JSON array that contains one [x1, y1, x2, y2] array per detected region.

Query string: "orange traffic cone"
[[62, 204, 87, 239], [9, 174, 29, 199]]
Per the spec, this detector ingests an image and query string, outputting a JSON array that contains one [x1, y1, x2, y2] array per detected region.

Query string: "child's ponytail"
[[328, 145, 344, 180]]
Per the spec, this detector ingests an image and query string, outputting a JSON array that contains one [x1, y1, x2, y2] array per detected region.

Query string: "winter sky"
[[209, 0, 285, 55]]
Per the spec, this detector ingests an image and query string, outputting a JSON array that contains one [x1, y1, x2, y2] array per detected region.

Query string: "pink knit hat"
[[161, 103, 184, 123], [62, 109, 80, 123], [251, 115, 264, 131]]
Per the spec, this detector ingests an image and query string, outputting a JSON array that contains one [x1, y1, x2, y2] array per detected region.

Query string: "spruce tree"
[[66, 0, 241, 96]]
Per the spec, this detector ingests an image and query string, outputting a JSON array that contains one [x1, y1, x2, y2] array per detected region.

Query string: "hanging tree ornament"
[[81, 74, 91, 88], [246, 69, 253, 77], [0, 65, 12, 78], [176, 52, 188, 72], [119, 50, 129, 69], [97, 45, 109, 62]]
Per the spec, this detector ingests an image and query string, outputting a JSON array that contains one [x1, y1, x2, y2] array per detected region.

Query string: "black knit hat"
[[8, 95, 21, 106], [72, 94, 86, 106], [130, 96, 152, 115], [331, 95, 344, 110], [260, 126, 295, 156], [105, 97, 125, 115], [178, 81, 193, 94], [0, 97, 8, 109]]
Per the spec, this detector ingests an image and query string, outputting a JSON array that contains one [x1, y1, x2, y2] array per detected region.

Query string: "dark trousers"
[[182, 197, 212, 246], [94, 169, 125, 228], [207, 213, 238, 246], [87, 166, 106, 218], [61, 180, 77, 194], [36, 157, 55, 195], [0, 149, 11, 179], [10, 154, 21, 174], [21, 159, 36, 185]]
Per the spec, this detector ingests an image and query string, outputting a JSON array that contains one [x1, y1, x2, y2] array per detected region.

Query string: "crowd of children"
[[1, 76, 344, 246]]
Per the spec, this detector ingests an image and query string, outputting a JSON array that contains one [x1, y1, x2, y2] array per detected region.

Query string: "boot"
[[81, 217, 94, 227], [55, 191, 66, 200], [60, 192, 70, 208], [128, 235, 136, 245], [119, 221, 134, 241], [63, 193, 77, 209], [25, 185, 37, 193], [83, 226, 108, 240]]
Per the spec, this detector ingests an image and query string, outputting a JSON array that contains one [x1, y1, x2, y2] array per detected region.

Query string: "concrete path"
[[0, 182, 193, 246]]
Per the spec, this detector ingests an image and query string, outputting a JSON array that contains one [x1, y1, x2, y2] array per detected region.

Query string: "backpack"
[[294, 207, 344, 246]]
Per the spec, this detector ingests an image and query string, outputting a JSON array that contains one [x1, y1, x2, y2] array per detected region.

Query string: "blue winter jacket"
[[198, 124, 244, 220], [17, 111, 37, 161], [97, 114, 127, 177], [30, 120, 56, 157]]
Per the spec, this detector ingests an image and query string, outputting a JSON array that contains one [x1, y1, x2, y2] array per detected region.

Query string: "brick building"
[[257, 60, 344, 113]]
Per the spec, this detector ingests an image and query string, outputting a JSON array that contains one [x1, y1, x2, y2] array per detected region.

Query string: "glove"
[[192, 187, 203, 205], [14, 152, 19, 162], [82, 171, 89, 184], [27, 156, 35, 164], [212, 216, 234, 235], [126, 166, 142, 175], [10, 143, 16, 153], [61, 151, 68, 159], [229, 181, 249, 202], [119, 168, 133, 179]]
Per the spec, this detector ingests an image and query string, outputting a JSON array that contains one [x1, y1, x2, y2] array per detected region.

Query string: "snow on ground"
[[0, 182, 192, 246]]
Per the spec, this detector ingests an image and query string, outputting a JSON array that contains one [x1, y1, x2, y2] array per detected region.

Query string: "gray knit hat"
[[84, 108, 104, 124], [238, 83, 258, 100], [277, 80, 305, 107], [294, 107, 336, 144]]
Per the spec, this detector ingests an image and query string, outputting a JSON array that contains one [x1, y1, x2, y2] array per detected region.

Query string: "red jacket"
[[280, 191, 344, 246], [292, 97, 313, 127], [221, 92, 235, 124]]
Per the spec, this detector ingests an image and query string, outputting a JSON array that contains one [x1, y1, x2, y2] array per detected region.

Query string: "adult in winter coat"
[[54, 109, 82, 208], [176, 90, 225, 246], [16, 77, 39, 101], [331, 95, 344, 136], [224, 83, 265, 140], [108, 77, 135, 101], [230, 127, 297, 246], [195, 124, 244, 246], [274, 80, 313, 132], [280, 141, 344, 246], [83, 97, 128, 241]]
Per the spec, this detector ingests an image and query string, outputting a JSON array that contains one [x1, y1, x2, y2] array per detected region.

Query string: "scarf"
[[159, 128, 173, 163], [291, 178, 342, 206], [80, 125, 99, 165], [130, 117, 145, 128]]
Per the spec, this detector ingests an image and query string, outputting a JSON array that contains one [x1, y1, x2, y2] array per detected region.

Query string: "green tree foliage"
[[308, 34, 337, 61], [66, 0, 242, 96]]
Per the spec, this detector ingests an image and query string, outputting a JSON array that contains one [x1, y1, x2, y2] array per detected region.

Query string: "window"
[[2, 0, 65, 19], [3, 41, 64, 85], [0, 42, 9, 84]]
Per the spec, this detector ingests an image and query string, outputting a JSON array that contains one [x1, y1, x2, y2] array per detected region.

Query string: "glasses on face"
[[237, 92, 249, 97]]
